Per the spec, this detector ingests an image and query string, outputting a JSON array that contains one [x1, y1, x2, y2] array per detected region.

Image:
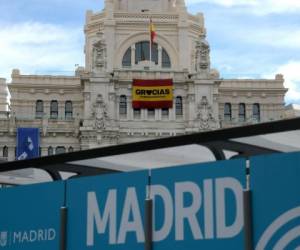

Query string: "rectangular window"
[[238, 103, 246, 122], [162, 108, 169, 119], [134, 108, 141, 119], [176, 96, 183, 116], [148, 109, 155, 119], [35, 100, 43, 119], [50, 100, 58, 119], [119, 96, 127, 115], [224, 103, 232, 121]]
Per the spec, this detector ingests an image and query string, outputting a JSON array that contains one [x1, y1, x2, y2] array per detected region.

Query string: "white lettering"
[[29, 230, 37, 242], [13, 232, 21, 243], [21, 231, 28, 242], [216, 177, 243, 238], [204, 179, 214, 239], [151, 184, 173, 242], [117, 187, 144, 244], [48, 228, 56, 241], [85, 177, 244, 245], [175, 181, 203, 240], [86, 190, 117, 246]]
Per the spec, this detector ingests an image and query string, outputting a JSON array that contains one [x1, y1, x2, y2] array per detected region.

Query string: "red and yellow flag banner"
[[132, 79, 173, 109], [150, 19, 156, 44]]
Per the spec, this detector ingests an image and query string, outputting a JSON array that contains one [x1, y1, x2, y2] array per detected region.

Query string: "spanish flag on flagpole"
[[150, 18, 156, 44]]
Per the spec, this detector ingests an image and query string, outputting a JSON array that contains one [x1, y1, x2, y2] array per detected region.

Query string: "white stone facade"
[[0, 0, 287, 161]]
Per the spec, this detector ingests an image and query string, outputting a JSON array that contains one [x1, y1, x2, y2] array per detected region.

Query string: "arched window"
[[119, 95, 127, 115], [135, 41, 158, 65], [55, 146, 66, 155], [3, 146, 8, 158], [68, 146, 74, 153], [162, 48, 171, 68], [48, 146, 53, 156], [176, 96, 183, 116], [122, 42, 171, 68], [122, 48, 131, 67], [50, 100, 58, 119], [35, 100, 43, 118], [65, 101, 73, 119], [239, 103, 246, 122], [224, 103, 232, 121], [253, 103, 260, 122]]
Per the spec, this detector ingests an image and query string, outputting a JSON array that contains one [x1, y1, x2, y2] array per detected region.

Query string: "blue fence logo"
[[255, 206, 300, 250], [251, 152, 300, 250], [0, 182, 64, 250]]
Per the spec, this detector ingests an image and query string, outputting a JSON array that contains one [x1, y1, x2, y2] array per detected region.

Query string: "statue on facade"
[[195, 34, 210, 72], [197, 96, 217, 130], [92, 33, 107, 72], [92, 94, 109, 130]]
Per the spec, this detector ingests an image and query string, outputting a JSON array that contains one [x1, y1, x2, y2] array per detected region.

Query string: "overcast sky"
[[0, 0, 299, 104]]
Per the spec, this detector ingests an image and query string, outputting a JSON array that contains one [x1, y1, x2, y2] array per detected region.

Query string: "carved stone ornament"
[[197, 96, 217, 130], [195, 34, 210, 72], [92, 34, 107, 71], [92, 94, 109, 130]]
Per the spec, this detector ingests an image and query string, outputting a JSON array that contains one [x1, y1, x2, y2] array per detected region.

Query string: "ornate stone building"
[[0, 0, 287, 162]]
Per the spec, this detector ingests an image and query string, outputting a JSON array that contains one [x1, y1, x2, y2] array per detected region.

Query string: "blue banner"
[[66, 171, 148, 250], [0, 182, 65, 249], [151, 159, 246, 250], [16, 128, 40, 160], [250, 152, 300, 250]]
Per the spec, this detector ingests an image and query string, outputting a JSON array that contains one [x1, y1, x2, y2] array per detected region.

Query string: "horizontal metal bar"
[[0, 117, 299, 173]]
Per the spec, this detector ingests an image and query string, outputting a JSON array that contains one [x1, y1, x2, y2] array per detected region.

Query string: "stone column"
[[170, 99, 176, 121], [59, 102, 64, 120], [8, 146, 15, 161], [83, 92, 91, 120], [131, 45, 136, 67], [127, 96, 132, 120], [187, 94, 195, 125], [104, 18, 116, 72], [158, 45, 162, 67], [155, 109, 160, 121]]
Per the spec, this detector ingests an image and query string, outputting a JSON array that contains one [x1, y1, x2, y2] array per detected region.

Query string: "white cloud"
[[228, 26, 300, 49], [185, 0, 300, 14], [267, 61, 300, 104], [0, 22, 83, 81], [186, 0, 257, 7]]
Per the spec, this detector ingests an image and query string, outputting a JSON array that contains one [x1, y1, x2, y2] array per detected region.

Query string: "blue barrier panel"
[[251, 152, 300, 250], [151, 159, 246, 250], [66, 171, 148, 250], [0, 182, 65, 249]]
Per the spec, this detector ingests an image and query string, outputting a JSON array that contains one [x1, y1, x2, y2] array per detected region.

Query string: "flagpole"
[[149, 18, 152, 71]]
